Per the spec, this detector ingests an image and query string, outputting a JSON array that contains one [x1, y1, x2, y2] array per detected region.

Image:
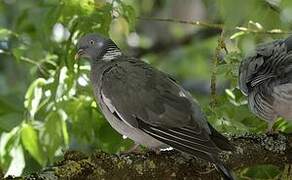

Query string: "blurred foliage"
[[0, 0, 292, 179]]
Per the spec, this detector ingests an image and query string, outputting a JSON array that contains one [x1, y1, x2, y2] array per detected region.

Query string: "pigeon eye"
[[89, 40, 95, 45]]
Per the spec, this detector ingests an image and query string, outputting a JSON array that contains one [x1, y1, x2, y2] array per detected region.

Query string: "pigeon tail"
[[284, 36, 292, 52], [215, 161, 235, 180], [208, 123, 235, 151]]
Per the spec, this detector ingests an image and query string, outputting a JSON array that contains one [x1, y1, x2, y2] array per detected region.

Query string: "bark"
[[4, 133, 292, 180]]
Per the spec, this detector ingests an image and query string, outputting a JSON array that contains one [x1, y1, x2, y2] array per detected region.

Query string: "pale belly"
[[272, 83, 292, 120], [98, 98, 168, 150]]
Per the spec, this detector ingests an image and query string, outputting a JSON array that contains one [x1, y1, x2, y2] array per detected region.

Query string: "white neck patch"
[[102, 48, 122, 61]]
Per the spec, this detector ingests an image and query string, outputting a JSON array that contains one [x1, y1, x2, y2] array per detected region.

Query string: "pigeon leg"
[[267, 121, 274, 133], [266, 120, 278, 134]]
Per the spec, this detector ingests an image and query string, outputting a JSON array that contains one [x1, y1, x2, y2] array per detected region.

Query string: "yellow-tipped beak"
[[75, 49, 84, 60]]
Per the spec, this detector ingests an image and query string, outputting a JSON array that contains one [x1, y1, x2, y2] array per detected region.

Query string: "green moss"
[[93, 166, 106, 176], [135, 164, 144, 175], [64, 150, 88, 161], [258, 134, 286, 153], [55, 160, 82, 178], [145, 160, 156, 169], [116, 159, 126, 169]]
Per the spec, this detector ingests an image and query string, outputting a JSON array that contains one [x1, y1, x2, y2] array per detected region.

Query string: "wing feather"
[[138, 120, 219, 162]]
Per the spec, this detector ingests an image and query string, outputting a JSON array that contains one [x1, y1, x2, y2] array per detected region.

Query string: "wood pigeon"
[[75, 33, 234, 179], [239, 36, 292, 132]]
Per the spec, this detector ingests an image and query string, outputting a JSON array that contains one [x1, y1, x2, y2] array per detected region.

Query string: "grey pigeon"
[[239, 36, 292, 132], [75, 33, 234, 179]]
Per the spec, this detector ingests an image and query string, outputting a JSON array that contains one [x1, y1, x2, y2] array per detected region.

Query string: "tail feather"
[[284, 36, 292, 52], [208, 123, 235, 151], [215, 161, 235, 180], [139, 120, 235, 179]]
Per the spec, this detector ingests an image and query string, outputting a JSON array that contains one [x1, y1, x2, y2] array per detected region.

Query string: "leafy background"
[[0, 0, 292, 179]]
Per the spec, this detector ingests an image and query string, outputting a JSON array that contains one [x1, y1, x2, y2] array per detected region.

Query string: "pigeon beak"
[[75, 49, 85, 60]]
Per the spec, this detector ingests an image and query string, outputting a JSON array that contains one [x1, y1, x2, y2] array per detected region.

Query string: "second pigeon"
[[239, 36, 292, 132]]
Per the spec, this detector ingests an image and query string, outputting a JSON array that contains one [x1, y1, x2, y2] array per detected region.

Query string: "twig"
[[137, 17, 223, 29], [235, 26, 292, 35], [137, 17, 292, 35], [19, 56, 49, 76], [1, 51, 48, 76], [210, 31, 226, 107]]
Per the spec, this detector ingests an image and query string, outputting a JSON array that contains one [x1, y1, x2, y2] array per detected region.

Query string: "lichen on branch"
[[7, 133, 292, 180]]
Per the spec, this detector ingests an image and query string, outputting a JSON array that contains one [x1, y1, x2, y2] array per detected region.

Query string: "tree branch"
[[137, 17, 292, 35], [8, 133, 292, 180], [137, 17, 223, 29]]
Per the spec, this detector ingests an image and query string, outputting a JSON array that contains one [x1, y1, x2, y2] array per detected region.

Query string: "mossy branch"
[[5, 133, 292, 180]]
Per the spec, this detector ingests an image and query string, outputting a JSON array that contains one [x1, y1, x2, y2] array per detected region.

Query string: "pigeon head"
[[75, 33, 120, 61]]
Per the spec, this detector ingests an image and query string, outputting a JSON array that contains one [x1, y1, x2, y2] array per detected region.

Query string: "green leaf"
[[121, 3, 136, 31], [5, 144, 25, 176], [21, 123, 46, 166], [243, 165, 281, 179], [230, 31, 245, 40], [0, 127, 21, 169], [42, 110, 67, 163], [61, 116, 69, 146], [12, 48, 26, 62], [275, 119, 292, 133], [24, 78, 46, 118]]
